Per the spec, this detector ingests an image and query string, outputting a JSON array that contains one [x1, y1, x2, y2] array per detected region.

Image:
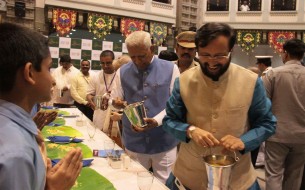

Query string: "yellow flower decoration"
[[47, 143, 59, 149]]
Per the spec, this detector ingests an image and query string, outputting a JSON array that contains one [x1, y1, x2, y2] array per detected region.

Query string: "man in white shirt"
[[51, 55, 80, 107], [86, 50, 117, 130], [71, 59, 94, 120], [240, 0, 250, 11]]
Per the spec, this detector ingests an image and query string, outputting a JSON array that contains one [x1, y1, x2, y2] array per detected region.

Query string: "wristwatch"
[[188, 126, 197, 139]]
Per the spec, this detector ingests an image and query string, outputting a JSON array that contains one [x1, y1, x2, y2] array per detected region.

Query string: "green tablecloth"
[[42, 126, 83, 138], [42, 110, 115, 190], [43, 126, 90, 158], [51, 117, 66, 126], [57, 110, 70, 116], [72, 167, 116, 190], [41, 108, 70, 116], [45, 142, 92, 159]]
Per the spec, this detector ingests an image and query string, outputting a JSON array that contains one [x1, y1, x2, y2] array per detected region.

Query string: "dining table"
[[43, 107, 169, 190]]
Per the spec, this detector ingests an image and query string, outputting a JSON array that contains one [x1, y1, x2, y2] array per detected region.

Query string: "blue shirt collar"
[[0, 99, 38, 135]]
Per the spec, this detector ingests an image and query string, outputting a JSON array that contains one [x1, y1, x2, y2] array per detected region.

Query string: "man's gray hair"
[[125, 31, 152, 49]]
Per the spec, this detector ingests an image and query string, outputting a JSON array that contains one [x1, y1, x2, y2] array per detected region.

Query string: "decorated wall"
[[48, 35, 168, 70]]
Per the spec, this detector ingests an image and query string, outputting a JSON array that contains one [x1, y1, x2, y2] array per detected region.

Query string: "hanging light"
[[78, 12, 83, 25], [145, 23, 149, 31], [297, 32, 301, 40], [113, 18, 118, 29], [168, 26, 172, 35], [262, 31, 267, 43], [47, 8, 53, 21]]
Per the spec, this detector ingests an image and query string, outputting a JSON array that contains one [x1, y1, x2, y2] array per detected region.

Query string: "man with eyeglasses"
[[163, 22, 276, 190], [86, 50, 117, 131], [174, 31, 199, 73]]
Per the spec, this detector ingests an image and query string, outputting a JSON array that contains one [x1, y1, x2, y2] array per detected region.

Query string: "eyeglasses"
[[101, 61, 113, 66], [198, 52, 231, 62]]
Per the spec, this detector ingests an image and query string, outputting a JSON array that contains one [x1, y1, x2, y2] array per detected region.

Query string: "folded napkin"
[[93, 149, 125, 158], [62, 115, 79, 118], [41, 106, 58, 110], [47, 136, 83, 143], [46, 122, 61, 127], [51, 159, 94, 167]]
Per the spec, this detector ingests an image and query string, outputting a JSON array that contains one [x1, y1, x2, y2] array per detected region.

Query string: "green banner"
[[91, 60, 101, 70], [49, 36, 59, 47], [81, 50, 92, 60], [71, 38, 82, 49], [92, 39, 103, 50], [59, 48, 70, 57]]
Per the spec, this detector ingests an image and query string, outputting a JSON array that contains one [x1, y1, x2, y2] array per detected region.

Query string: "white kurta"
[[51, 66, 80, 104], [87, 70, 117, 130], [240, 4, 250, 11]]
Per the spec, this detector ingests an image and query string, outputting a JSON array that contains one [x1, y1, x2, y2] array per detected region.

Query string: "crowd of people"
[[1, 21, 304, 190]]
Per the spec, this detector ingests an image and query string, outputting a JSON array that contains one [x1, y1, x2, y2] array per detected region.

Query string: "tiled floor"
[[256, 168, 265, 190]]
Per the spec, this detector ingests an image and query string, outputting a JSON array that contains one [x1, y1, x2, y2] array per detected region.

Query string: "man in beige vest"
[[174, 31, 199, 73], [163, 22, 276, 190]]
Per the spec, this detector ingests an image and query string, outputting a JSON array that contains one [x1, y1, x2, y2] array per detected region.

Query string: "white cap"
[[255, 56, 273, 64], [255, 55, 273, 59]]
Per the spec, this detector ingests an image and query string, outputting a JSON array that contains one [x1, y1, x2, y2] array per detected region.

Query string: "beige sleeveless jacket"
[[173, 64, 258, 190]]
